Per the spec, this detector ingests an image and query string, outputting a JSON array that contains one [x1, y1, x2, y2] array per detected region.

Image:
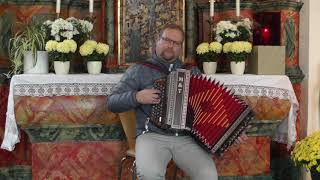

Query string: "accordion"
[[150, 69, 254, 155]]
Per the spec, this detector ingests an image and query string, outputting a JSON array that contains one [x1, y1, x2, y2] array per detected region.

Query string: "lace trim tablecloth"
[[1, 74, 298, 151], [210, 74, 298, 149], [1, 74, 122, 151]]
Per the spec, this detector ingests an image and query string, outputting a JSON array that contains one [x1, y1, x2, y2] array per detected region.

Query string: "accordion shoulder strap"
[[182, 63, 198, 70], [138, 61, 169, 75], [138, 61, 196, 75]]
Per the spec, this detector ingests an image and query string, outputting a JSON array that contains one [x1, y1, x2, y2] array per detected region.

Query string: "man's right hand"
[[136, 89, 161, 104]]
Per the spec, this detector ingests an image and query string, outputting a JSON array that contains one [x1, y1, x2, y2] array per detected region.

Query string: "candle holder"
[[86, 13, 96, 39], [89, 12, 94, 19], [56, 13, 60, 19], [207, 16, 215, 42]]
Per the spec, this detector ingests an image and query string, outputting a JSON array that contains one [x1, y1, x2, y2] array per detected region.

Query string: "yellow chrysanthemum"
[[56, 41, 71, 53], [96, 43, 109, 55], [84, 40, 97, 48], [79, 44, 94, 56], [45, 40, 58, 52], [223, 42, 232, 53], [230, 41, 252, 54], [209, 42, 222, 53], [63, 39, 77, 53], [196, 43, 209, 55], [291, 131, 320, 172]]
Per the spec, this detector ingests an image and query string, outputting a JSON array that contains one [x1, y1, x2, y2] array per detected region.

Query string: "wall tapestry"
[[119, 0, 184, 65]]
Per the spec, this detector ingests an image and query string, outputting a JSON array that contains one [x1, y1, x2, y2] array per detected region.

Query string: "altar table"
[[0, 74, 298, 179]]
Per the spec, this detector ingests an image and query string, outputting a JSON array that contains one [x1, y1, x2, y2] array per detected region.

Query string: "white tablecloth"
[[1, 73, 298, 151]]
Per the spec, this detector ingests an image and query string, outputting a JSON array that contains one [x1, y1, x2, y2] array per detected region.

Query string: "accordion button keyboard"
[[150, 78, 168, 129]]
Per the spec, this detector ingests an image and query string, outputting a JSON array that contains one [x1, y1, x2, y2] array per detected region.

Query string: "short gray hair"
[[159, 24, 185, 41]]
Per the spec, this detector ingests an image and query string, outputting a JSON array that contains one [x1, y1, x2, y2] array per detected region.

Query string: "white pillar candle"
[[210, 0, 215, 17], [236, 0, 240, 17], [89, 0, 94, 13], [56, 0, 61, 14]]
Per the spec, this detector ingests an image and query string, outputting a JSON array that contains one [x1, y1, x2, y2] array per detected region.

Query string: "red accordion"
[[150, 69, 254, 155]]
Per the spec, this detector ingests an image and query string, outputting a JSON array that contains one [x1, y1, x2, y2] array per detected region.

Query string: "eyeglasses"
[[160, 36, 183, 46]]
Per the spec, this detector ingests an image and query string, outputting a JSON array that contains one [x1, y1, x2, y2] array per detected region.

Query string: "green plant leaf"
[[8, 21, 47, 76]]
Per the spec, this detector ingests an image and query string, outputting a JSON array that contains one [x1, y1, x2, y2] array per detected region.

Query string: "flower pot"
[[230, 61, 245, 75], [87, 61, 102, 74], [311, 170, 320, 180], [23, 51, 49, 74], [203, 62, 217, 75], [54, 61, 70, 75]]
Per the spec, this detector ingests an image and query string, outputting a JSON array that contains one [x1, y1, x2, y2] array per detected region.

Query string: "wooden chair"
[[117, 110, 178, 180], [118, 110, 137, 180]]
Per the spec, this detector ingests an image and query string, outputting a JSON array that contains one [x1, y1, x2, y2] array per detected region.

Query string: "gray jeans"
[[136, 133, 218, 180]]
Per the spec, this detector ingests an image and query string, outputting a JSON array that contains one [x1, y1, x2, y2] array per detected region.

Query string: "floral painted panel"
[[31, 141, 127, 180], [119, 0, 184, 65], [213, 136, 271, 176], [14, 96, 120, 126]]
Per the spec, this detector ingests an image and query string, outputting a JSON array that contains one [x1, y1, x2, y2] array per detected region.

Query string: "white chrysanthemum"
[[43, 20, 53, 26], [66, 17, 77, 23], [73, 29, 80, 35], [215, 18, 252, 43], [215, 36, 223, 43], [51, 18, 74, 40], [54, 35, 60, 41], [61, 31, 74, 40], [236, 18, 252, 32], [225, 32, 238, 38], [215, 21, 238, 35], [79, 20, 93, 33]]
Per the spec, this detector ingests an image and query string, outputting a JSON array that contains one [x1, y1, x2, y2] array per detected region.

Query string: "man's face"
[[155, 28, 184, 61]]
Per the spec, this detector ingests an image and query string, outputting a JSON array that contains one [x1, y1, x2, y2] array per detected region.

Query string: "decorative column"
[[185, 0, 196, 64], [105, 0, 116, 70]]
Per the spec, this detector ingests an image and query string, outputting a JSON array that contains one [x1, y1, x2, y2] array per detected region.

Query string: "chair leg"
[[132, 160, 137, 180], [118, 156, 129, 180]]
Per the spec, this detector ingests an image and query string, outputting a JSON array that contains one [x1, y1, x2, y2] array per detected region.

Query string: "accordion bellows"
[[151, 69, 254, 155]]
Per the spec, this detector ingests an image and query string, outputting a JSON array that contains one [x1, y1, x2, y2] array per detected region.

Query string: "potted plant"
[[223, 41, 252, 75], [45, 39, 77, 74], [79, 40, 109, 74], [291, 131, 320, 180], [196, 41, 222, 75], [8, 21, 47, 76], [42, 17, 93, 73], [42, 17, 93, 44], [215, 18, 252, 44]]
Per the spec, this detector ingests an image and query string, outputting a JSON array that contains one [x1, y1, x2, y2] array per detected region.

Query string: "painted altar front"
[[1, 73, 298, 179]]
